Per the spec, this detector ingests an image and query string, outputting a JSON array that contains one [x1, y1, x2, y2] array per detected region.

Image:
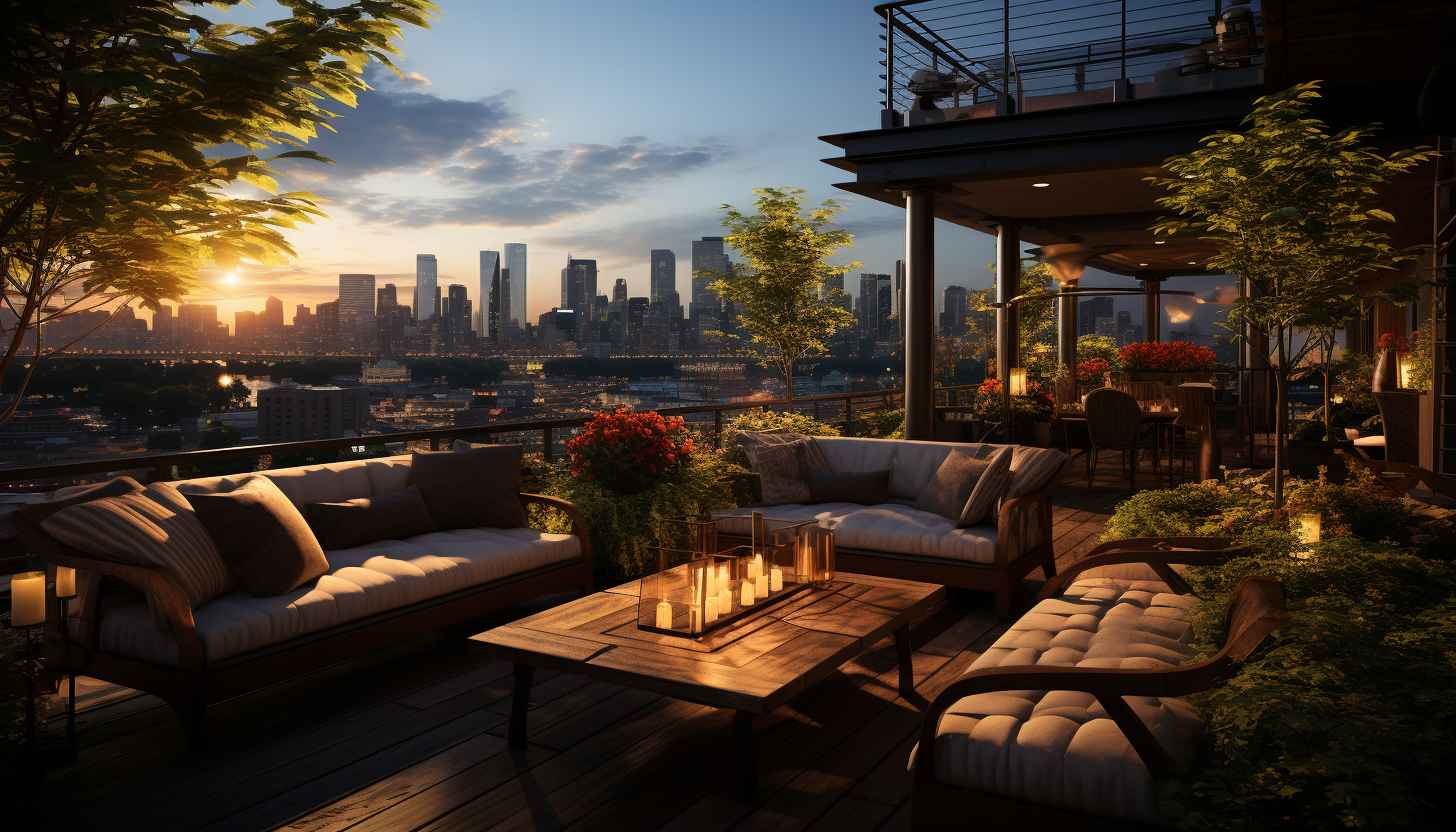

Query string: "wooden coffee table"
[[468, 572, 944, 802]]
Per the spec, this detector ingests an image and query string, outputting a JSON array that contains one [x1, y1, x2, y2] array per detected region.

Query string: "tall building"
[[858, 273, 887, 339], [650, 249, 676, 305], [893, 260, 907, 340], [1116, 310, 1135, 347], [625, 297, 649, 354], [1078, 296, 1114, 337], [877, 274, 895, 342], [258, 383, 367, 442], [338, 274, 375, 321], [262, 296, 284, 333], [479, 250, 500, 339], [377, 284, 397, 313], [941, 285, 969, 334], [177, 304, 219, 348], [562, 255, 597, 339], [690, 237, 727, 317], [415, 254, 438, 323], [504, 243, 527, 330], [444, 284, 472, 348], [315, 300, 339, 348], [153, 305, 174, 343]]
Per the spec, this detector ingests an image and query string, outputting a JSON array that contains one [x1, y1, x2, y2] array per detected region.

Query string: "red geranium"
[[1075, 357, 1111, 384], [1377, 333, 1410, 352], [567, 407, 695, 493], [1118, 341, 1216, 373]]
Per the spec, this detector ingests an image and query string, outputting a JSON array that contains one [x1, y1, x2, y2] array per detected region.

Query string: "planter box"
[[1127, 371, 1213, 385]]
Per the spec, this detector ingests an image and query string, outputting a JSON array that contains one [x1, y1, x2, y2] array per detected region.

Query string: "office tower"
[[415, 255, 438, 322], [315, 300, 339, 348], [1096, 317, 1118, 339], [377, 284, 397, 313], [877, 274, 895, 342], [563, 255, 597, 340], [504, 243, 527, 330], [177, 304, 219, 347], [941, 285, 969, 334], [626, 297, 649, 354], [650, 249, 676, 304], [1078, 296, 1113, 336], [153, 305, 173, 343], [613, 278, 627, 306], [258, 383, 367, 442], [338, 274, 376, 321], [445, 284, 472, 348], [859, 273, 887, 339], [263, 296, 284, 333], [893, 260, 907, 340], [1116, 310, 1134, 347], [235, 310, 260, 343], [690, 237, 727, 317], [293, 304, 315, 339], [479, 250, 500, 338]]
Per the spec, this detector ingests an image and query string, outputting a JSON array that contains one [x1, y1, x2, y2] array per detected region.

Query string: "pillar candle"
[[9, 571, 45, 627], [746, 559, 760, 582], [689, 604, 704, 634], [740, 579, 755, 606], [755, 574, 769, 599], [770, 567, 783, 592], [55, 566, 76, 599], [705, 596, 718, 622], [719, 588, 732, 615], [655, 600, 673, 629]]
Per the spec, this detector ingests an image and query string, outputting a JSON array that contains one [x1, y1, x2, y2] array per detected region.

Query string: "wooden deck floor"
[[36, 462, 1155, 832]]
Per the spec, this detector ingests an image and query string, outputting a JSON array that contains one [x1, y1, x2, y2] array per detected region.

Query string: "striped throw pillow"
[[42, 483, 236, 632], [958, 446, 1013, 526], [748, 441, 812, 505], [1007, 447, 1068, 498]]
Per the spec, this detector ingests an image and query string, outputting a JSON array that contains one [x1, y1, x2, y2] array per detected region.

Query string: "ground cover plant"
[[1104, 462, 1456, 830]]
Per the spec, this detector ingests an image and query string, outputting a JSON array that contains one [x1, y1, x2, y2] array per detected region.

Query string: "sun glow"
[[218, 375, 233, 387], [220, 273, 240, 286]]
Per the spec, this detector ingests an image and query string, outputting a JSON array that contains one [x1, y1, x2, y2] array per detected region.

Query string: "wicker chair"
[[1128, 381, 1167, 403], [1106, 371, 1131, 393], [1374, 391, 1420, 465], [1084, 387, 1161, 488]]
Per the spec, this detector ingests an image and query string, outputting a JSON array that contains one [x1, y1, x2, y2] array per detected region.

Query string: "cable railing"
[[876, 0, 1264, 127]]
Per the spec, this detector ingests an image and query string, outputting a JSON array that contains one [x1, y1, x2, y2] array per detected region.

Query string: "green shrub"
[[530, 452, 745, 587], [1102, 466, 1456, 830], [862, 407, 904, 439], [719, 408, 839, 467]]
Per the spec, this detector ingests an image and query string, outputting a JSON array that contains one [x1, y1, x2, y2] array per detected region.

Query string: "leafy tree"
[[98, 380, 149, 425], [1150, 82, 1428, 504], [0, 0, 436, 424], [151, 384, 204, 426], [707, 188, 858, 411], [971, 261, 1056, 378], [1076, 334, 1120, 367]]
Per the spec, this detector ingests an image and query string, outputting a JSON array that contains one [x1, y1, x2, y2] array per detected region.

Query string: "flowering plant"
[[971, 378, 1055, 423], [566, 407, 695, 493], [1117, 341, 1216, 373], [1075, 357, 1111, 384], [1376, 332, 1410, 352]]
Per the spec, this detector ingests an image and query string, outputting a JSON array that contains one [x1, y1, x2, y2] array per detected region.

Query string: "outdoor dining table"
[[1056, 406, 1185, 480]]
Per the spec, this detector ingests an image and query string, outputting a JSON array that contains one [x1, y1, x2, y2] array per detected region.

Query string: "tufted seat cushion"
[[927, 577, 1202, 826], [713, 503, 1008, 565], [96, 525, 581, 667]]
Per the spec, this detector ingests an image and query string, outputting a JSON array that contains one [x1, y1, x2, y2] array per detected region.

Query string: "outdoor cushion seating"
[[911, 537, 1283, 831], [5, 453, 592, 751], [716, 436, 1070, 618]]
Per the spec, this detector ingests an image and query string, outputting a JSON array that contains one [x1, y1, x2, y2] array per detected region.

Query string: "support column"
[[904, 189, 936, 441], [1058, 287, 1078, 369], [995, 221, 1020, 384], [1141, 275, 1163, 342]]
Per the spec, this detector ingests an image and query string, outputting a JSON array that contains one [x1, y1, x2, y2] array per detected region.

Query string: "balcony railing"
[[877, 0, 1264, 127]]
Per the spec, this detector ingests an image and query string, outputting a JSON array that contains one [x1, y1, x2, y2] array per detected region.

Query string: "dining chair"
[[1129, 381, 1167, 403], [1170, 383, 1216, 480], [1084, 388, 1161, 489], [1106, 371, 1132, 393]]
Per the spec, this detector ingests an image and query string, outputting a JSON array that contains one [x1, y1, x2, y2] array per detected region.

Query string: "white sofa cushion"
[[713, 503, 1000, 565], [928, 577, 1202, 826], [175, 455, 414, 510], [814, 437, 998, 500], [96, 525, 580, 667]]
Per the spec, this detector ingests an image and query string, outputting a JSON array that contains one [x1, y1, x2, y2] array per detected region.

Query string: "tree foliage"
[[972, 260, 1056, 378], [708, 188, 858, 408], [0, 0, 436, 421]]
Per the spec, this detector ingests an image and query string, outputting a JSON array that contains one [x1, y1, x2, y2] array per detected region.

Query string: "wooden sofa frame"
[[5, 492, 593, 751], [910, 537, 1285, 831], [723, 455, 1071, 619]]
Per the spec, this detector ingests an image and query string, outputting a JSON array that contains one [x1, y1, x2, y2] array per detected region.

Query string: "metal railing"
[[877, 0, 1261, 121]]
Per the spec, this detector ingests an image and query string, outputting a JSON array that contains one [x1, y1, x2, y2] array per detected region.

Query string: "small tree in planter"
[[707, 188, 858, 411], [1150, 81, 1429, 505]]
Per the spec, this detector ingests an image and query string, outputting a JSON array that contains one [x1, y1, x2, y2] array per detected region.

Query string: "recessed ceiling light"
[[1139, 263, 1149, 266], [1154, 241, 1165, 245], [1188, 261, 1197, 265], [1032, 182, 1050, 188]]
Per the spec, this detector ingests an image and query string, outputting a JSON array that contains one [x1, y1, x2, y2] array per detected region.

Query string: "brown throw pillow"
[[750, 442, 811, 505], [306, 486, 439, 549], [14, 476, 145, 527], [187, 475, 330, 597], [42, 483, 236, 631], [958, 446, 1014, 526], [803, 468, 892, 505], [411, 445, 526, 530], [737, 431, 830, 472], [915, 451, 991, 522]]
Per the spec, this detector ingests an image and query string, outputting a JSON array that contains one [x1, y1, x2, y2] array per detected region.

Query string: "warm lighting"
[[1166, 299, 1193, 323], [1296, 513, 1321, 558], [218, 374, 233, 387], [1008, 367, 1027, 396], [1187, 261, 1197, 265], [56, 566, 76, 599], [1333, 394, 1344, 404], [1139, 262, 1149, 266], [655, 600, 673, 629], [1032, 182, 1050, 187], [9, 571, 45, 627], [220, 272, 240, 286], [1398, 354, 1412, 389], [1154, 240, 1166, 244]]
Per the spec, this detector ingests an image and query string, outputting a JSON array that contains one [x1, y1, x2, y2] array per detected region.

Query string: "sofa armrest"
[[518, 493, 593, 575], [993, 456, 1069, 568], [1030, 537, 1247, 605], [3, 512, 205, 670]]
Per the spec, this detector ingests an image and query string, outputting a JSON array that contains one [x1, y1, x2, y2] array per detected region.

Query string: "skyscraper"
[[479, 251, 500, 338], [941, 285, 968, 334], [690, 237, 727, 317], [415, 255, 438, 322], [504, 243, 527, 330], [445, 284, 472, 348], [262, 296, 284, 333], [859, 273, 890, 340], [893, 260, 907, 341], [650, 249, 676, 305], [563, 255, 597, 340], [377, 284, 397, 313], [877, 274, 895, 342], [1079, 296, 1114, 337], [338, 274, 376, 321]]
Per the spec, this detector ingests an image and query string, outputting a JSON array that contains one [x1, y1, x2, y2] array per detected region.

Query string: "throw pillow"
[[42, 483, 236, 631], [914, 451, 991, 522], [14, 476, 145, 527], [958, 446, 1013, 526], [187, 475, 330, 597], [751, 442, 812, 505], [451, 439, 492, 452], [1007, 446, 1067, 498], [737, 431, 830, 472], [803, 468, 892, 505], [411, 445, 526, 530], [306, 486, 439, 549]]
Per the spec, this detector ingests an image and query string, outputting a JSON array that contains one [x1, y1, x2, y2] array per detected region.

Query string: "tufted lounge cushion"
[[96, 525, 581, 667], [927, 577, 1202, 826], [713, 503, 1002, 564]]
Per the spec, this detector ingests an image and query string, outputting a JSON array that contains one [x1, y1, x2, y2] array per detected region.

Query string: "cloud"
[[277, 69, 735, 229]]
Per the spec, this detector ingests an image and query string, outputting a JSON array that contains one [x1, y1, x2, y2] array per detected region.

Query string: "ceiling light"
[[1139, 263, 1149, 266], [1154, 241, 1165, 245], [1188, 261, 1197, 265], [1032, 182, 1050, 188]]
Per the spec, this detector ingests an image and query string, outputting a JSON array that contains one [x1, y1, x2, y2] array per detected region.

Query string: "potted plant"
[[1373, 332, 1409, 392], [565, 407, 696, 494], [972, 378, 1054, 445]]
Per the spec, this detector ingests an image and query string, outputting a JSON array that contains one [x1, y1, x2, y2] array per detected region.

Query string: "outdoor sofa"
[[714, 435, 1071, 619], [4, 449, 592, 750], [911, 537, 1284, 830]]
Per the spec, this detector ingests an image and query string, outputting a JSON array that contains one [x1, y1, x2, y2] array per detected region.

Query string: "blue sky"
[[192, 0, 1228, 335]]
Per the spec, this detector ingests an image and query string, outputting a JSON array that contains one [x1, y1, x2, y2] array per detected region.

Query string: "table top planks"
[[468, 572, 945, 714]]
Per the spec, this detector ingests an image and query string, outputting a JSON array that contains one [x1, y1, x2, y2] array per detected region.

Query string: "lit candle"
[[690, 604, 704, 633], [9, 571, 45, 627], [719, 588, 733, 615], [740, 579, 755, 606], [746, 559, 760, 582], [770, 567, 783, 592], [55, 566, 76, 599], [705, 595, 718, 622], [655, 600, 673, 629], [755, 573, 769, 599]]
